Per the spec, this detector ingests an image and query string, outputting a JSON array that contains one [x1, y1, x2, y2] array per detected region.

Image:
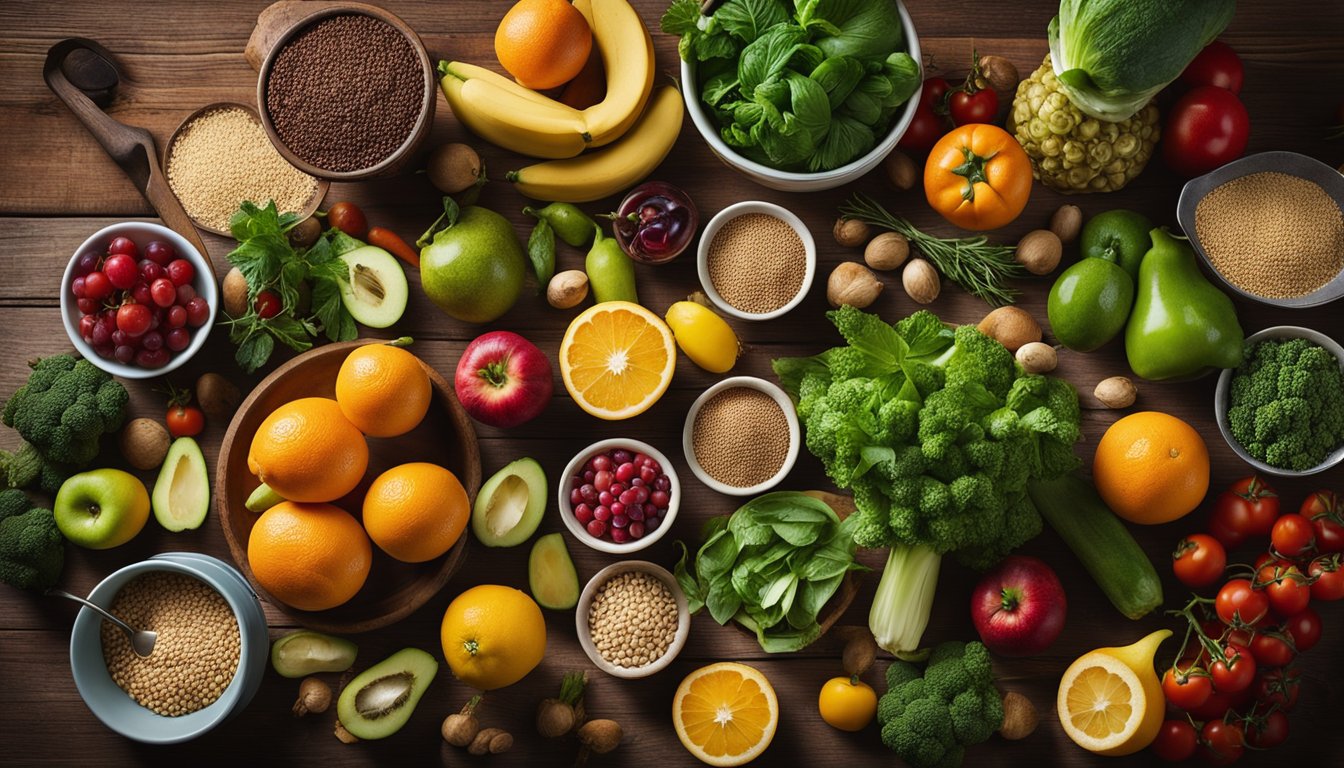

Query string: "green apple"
[[54, 469, 150, 549]]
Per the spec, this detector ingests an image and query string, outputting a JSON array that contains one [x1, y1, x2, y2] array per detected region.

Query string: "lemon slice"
[[559, 301, 675, 420], [672, 662, 778, 767]]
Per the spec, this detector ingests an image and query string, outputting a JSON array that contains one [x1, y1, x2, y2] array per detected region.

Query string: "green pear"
[[418, 199, 526, 324]]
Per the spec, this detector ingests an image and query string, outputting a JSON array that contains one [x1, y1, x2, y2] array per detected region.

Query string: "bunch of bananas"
[[440, 0, 682, 202]]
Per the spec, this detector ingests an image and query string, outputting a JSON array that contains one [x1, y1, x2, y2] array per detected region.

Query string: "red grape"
[[107, 236, 138, 258], [175, 283, 196, 306], [150, 278, 176, 308], [116, 303, 152, 337], [103, 254, 137, 290], [135, 348, 169, 368], [185, 297, 210, 327], [71, 276, 87, 298], [78, 314, 96, 341], [140, 330, 164, 352], [113, 345, 135, 364], [74, 252, 100, 276], [143, 240, 175, 266], [165, 328, 191, 352], [166, 259, 195, 287], [166, 305, 188, 329], [139, 259, 164, 284], [131, 282, 152, 307], [76, 297, 99, 315], [83, 271, 112, 301]]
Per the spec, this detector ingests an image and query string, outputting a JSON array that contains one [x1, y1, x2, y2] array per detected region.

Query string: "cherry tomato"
[[1308, 554, 1344, 601], [1162, 85, 1250, 178], [1215, 579, 1269, 627], [1282, 607, 1321, 652], [254, 290, 282, 319], [948, 88, 997, 126], [1249, 630, 1296, 667], [166, 404, 205, 438], [1271, 514, 1316, 559], [1162, 664, 1213, 710], [1208, 477, 1278, 550], [1210, 642, 1256, 694], [326, 201, 368, 238], [1198, 719, 1245, 766], [1152, 719, 1198, 762], [897, 102, 945, 152], [1174, 534, 1227, 588], [1246, 709, 1288, 749], [1177, 41, 1245, 94], [1186, 685, 1250, 721], [921, 77, 951, 109], [1257, 562, 1310, 617], [1301, 490, 1344, 553], [1255, 667, 1301, 711]]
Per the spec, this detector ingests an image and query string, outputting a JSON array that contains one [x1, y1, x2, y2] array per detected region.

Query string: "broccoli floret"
[[880, 697, 957, 768], [0, 489, 64, 591], [949, 687, 1005, 745], [944, 325, 1016, 399], [3, 355, 128, 467], [0, 444, 73, 496], [876, 641, 1001, 768], [885, 658, 924, 691], [1226, 338, 1344, 471]]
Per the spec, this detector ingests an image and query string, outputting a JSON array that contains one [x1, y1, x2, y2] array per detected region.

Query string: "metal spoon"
[[47, 588, 157, 657]]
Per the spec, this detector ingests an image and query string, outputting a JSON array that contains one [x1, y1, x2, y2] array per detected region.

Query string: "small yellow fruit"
[[818, 676, 877, 732], [1057, 629, 1170, 756], [665, 301, 739, 373], [441, 585, 546, 690]]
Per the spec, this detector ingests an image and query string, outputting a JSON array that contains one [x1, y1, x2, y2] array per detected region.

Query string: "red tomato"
[[1177, 40, 1245, 94], [1257, 562, 1310, 617], [921, 77, 951, 109], [1209, 476, 1278, 547], [1282, 607, 1321, 652], [1210, 642, 1256, 694], [254, 290, 281, 319], [1271, 514, 1316, 559], [1255, 667, 1301, 711], [1198, 720, 1245, 766], [1308, 554, 1344, 601], [1246, 709, 1289, 749], [326, 201, 368, 238], [1173, 534, 1227, 588], [1162, 85, 1250, 178], [1186, 685, 1250, 721], [1162, 664, 1213, 710], [1215, 579, 1269, 627], [166, 404, 205, 438], [1249, 630, 1296, 667], [1152, 719, 1199, 762], [1302, 490, 1344, 553], [897, 102, 945, 152], [948, 89, 997, 126]]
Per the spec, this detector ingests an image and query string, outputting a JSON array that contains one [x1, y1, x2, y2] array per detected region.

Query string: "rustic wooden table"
[[2, 1, 1342, 765]]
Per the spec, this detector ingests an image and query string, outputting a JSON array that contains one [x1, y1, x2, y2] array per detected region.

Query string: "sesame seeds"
[[587, 571, 678, 669], [691, 387, 790, 489], [707, 213, 807, 314]]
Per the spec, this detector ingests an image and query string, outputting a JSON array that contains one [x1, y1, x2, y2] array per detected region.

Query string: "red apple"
[[455, 330, 553, 428], [970, 555, 1067, 656]]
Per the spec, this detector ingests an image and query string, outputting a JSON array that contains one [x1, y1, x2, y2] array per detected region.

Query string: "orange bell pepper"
[[923, 124, 1032, 231]]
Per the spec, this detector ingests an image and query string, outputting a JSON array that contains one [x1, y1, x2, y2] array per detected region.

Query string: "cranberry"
[[593, 506, 612, 522], [610, 501, 626, 518], [651, 490, 670, 508], [609, 482, 625, 497], [627, 504, 645, 521], [592, 455, 612, 472], [586, 519, 607, 538], [628, 521, 646, 539], [610, 528, 631, 544], [612, 449, 632, 465], [582, 469, 596, 484], [570, 487, 584, 506], [574, 503, 594, 524], [647, 515, 663, 531], [107, 236, 138, 258], [640, 465, 657, 483], [579, 484, 598, 504], [611, 514, 629, 529], [594, 470, 612, 491], [655, 476, 672, 492], [598, 490, 615, 507], [615, 462, 637, 483]]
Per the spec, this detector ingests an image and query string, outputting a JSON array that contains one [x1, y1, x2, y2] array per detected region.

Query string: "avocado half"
[[151, 437, 209, 532], [338, 245, 409, 328], [336, 647, 438, 740], [471, 457, 547, 547]]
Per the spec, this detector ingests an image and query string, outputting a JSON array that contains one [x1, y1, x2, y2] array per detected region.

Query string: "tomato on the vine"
[[1197, 719, 1245, 766], [897, 103, 945, 152], [1302, 490, 1344, 553], [1162, 85, 1250, 178], [1283, 607, 1321, 652], [1215, 579, 1269, 627], [1187, 685, 1250, 721], [921, 77, 951, 109], [1151, 719, 1198, 762], [1209, 475, 1278, 547], [1210, 642, 1256, 693], [1173, 534, 1227, 588], [1272, 514, 1316, 558], [166, 403, 205, 438], [948, 89, 997, 126], [1308, 554, 1344, 601], [1246, 709, 1289, 749], [1257, 562, 1310, 617], [1161, 664, 1213, 710], [1249, 630, 1296, 667], [1255, 667, 1301, 711]]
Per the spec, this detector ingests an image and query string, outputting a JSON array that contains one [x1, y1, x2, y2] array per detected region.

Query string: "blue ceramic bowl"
[[69, 553, 268, 744]]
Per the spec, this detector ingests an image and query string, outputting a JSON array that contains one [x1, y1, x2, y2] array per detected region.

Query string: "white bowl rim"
[[557, 438, 682, 555], [682, 376, 801, 496], [1214, 325, 1344, 477], [696, 201, 817, 321], [60, 221, 219, 379], [574, 560, 691, 679]]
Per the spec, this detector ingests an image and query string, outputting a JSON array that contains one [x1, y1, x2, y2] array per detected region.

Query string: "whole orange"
[[441, 584, 546, 690], [1093, 411, 1210, 525], [247, 397, 368, 503], [494, 0, 593, 90], [362, 462, 469, 563], [247, 501, 372, 611], [335, 344, 432, 438]]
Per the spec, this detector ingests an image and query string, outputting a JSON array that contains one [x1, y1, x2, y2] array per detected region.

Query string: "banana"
[[505, 85, 684, 203], [441, 73, 589, 159], [577, 0, 655, 147], [443, 61, 581, 114]]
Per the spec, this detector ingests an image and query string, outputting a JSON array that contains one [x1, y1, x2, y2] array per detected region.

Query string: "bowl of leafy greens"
[[662, 0, 922, 191]]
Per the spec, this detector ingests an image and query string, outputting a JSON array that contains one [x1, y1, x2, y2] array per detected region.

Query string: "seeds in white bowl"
[[707, 213, 806, 314], [692, 387, 790, 489], [587, 571, 677, 669]]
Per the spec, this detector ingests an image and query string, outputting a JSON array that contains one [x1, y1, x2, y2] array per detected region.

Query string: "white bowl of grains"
[[1177, 151, 1344, 308], [697, 201, 817, 321], [683, 377, 800, 497], [68, 553, 269, 744], [559, 438, 681, 555], [576, 561, 690, 680]]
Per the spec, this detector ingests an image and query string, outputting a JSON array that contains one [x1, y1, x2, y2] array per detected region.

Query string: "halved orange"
[[672, 662, 778, 767], [559, 301, 675, 420]]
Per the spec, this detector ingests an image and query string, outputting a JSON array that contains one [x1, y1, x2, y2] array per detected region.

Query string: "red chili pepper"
[[367, 226, 420, 268]]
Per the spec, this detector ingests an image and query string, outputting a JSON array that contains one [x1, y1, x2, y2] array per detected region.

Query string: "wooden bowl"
[[216, 341, 480, 634]]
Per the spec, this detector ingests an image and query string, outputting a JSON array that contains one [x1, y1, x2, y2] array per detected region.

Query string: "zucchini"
[[1027, 473, 1163, 620]]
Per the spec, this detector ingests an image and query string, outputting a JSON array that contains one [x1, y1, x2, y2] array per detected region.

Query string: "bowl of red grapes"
[[61, 222, 218, 378], [558, 438, 680, 554]]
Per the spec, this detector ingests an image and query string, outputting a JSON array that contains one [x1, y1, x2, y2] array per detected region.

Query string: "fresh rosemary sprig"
[[839, 193, 1024, 306]]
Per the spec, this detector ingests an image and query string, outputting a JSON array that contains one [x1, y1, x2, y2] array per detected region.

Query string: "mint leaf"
[[660, 0, 702, 36]]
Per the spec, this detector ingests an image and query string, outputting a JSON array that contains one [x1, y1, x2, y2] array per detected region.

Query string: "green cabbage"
[[1048, 0, 1236, 121]]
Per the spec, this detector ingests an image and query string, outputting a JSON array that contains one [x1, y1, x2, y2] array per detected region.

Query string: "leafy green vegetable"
[[662, 0, 916, 172], [1226, 337, 1344, 471], [0, 489, 64, 591], [526, 218, 556, 289], [1048, 0, 1236, 121], [2, 355, 128, 469], [224, 201, 360, 374], [674, 491, 865, 653]]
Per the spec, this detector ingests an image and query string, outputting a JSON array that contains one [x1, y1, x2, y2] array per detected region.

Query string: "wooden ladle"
[[42, 39, 215, 275]]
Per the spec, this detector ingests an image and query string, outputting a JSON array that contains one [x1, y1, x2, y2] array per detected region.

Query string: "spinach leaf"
[[660, 0, 702, 36], [808, 0, 904, 61], [738, 24, 807, 93], [757, 72, 831, 168], [810, 56, 865, 110], [714, 0, 788, 43], [883, 52, 922, 106], [706, 575, 743, 624]]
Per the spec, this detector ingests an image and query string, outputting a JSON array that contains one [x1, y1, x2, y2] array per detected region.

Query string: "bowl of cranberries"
[[61, 222, 218, 379], [558, 438, 680, 555]]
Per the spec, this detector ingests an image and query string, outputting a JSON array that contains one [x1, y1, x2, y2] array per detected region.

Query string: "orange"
[[247, 501, 372, 611], [440, 584, 546, 690], [335, 343, 432, 438], [559, 300, 676, 420], [673, 662, 778, 766], [362, 462, 469, 563], [494, 0, 593, 91], [247, 397, 368, 503], [1092, 411, 1210, 525]]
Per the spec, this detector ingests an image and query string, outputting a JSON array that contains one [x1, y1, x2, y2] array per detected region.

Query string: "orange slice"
[[672, 662, 778, 767], [559, 301, 675, 420]]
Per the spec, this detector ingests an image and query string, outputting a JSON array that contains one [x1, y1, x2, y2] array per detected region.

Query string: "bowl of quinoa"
[[68, 553, 268, 743], [697, 201, 816, 321], [576, 561, 690, 679], [682, 376, 800, 496]]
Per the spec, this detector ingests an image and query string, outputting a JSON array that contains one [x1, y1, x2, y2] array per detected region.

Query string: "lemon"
[[1057, 629, 1170, 756], [665, 301, 739, 373]]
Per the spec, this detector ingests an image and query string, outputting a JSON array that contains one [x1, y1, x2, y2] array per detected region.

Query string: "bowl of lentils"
[[697, 201, 816, 321], [68, 553, 269, 743], [683, 376, 800, 496], [559, 438, 680, 555], [256, 5, 435, 180], [576, 561, 690, 679]]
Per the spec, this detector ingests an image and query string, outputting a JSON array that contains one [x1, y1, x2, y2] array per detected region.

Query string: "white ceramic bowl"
[[679, 0, 921, 192], [558, 438, 681, 555], [61, 221, 218, 379], [682, 376, 800, 496], [1214, 326, 1344, 477], [696, 201, 816, 321], [575, 560, 690, 679]]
